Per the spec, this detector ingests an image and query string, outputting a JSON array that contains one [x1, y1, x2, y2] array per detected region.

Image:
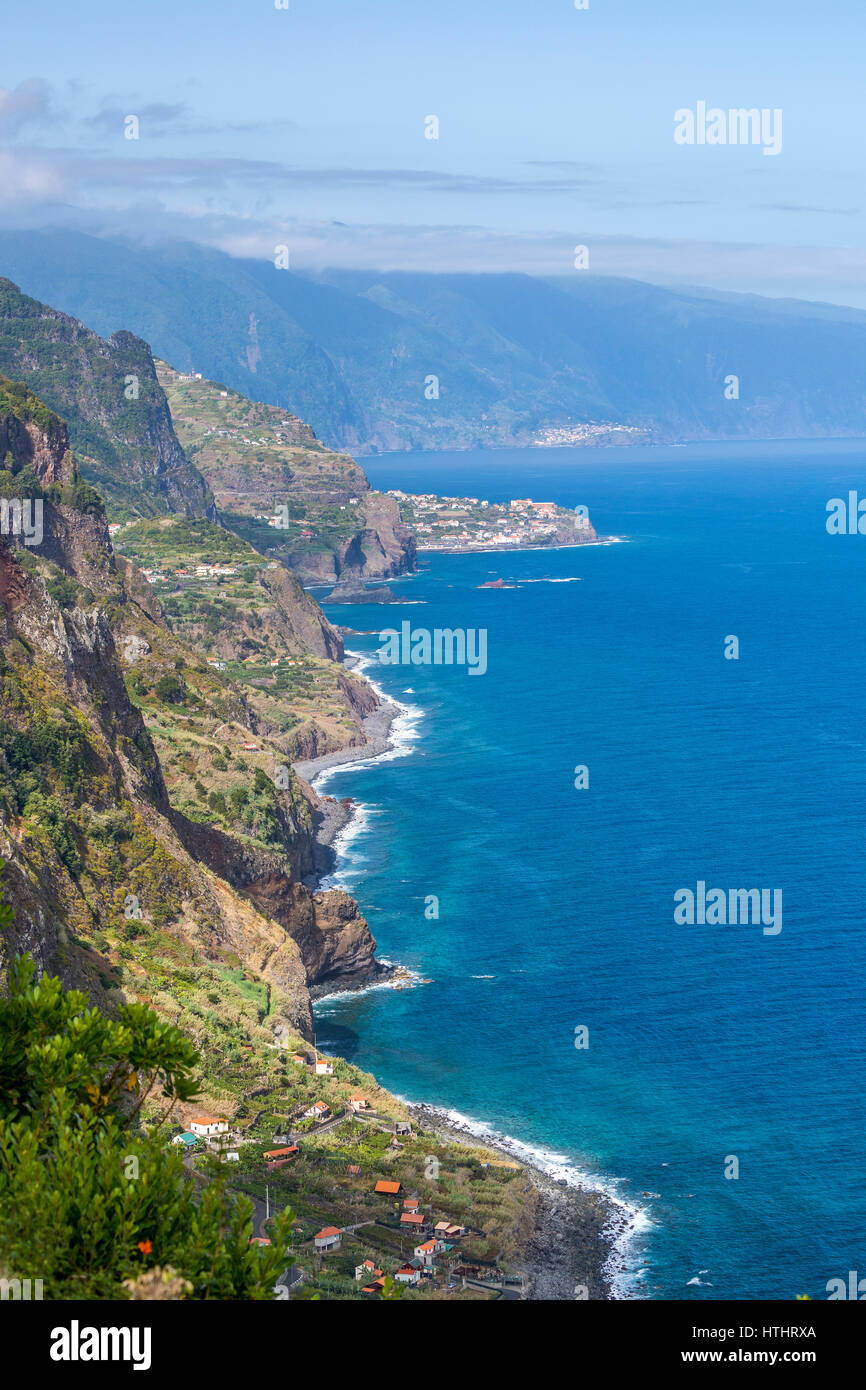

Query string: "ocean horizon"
[[312, 439, 866, 1301]]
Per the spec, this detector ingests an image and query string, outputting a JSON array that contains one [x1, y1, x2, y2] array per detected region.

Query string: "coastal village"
[[164, 1041, 535, 1300], [389, 491, 598, 550], [100, 379, 613, 1301]]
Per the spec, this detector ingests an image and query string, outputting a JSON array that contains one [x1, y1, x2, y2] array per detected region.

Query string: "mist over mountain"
[[2, 229, 866, 455]]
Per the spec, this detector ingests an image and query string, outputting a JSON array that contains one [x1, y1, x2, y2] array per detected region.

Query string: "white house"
[[313, 1226, 342, 1252], [189, 1117, 229, 1139], [413, 1239, 443, 1267], [314, 1059, 334, 1076], [394, 1265, 420, 1286], [303, 1101, 331, 1121]]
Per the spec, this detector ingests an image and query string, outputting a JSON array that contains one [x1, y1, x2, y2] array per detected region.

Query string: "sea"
[[310, 439, 866, 1301]]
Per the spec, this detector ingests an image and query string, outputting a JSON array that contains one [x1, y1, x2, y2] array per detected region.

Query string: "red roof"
[[400, 1213, 425, 1226], [263, 1146, 299, 1159], [315, 1226, 342, 1239], [375, 1180, 402, 1194]]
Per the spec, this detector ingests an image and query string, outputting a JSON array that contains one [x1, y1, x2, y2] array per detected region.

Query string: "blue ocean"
[[312, 441, 866, 1301]]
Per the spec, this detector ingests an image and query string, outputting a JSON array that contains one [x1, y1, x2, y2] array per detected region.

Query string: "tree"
[[0, 871, 294, 1299], [155, 674, 184, 705]]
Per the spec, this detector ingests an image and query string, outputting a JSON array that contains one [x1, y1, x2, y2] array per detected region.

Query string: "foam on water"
[[394, 1097, 655, 1299]]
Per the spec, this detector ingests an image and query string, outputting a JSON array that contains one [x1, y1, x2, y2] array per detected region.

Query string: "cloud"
[[0, 149, 65, 203], [0, 78, 57, 133]]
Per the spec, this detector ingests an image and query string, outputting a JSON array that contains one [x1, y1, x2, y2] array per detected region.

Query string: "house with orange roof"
[[313, 1226, 342, 1252], [394, 1264, 420, 1286], [314, 1059, 334, 1076], [189, 1117, 229, 1138], [303, 1100, 331, 1120], [400, 1212, 426, 1230], [263, 1145, 299, 1161], [374, 1180, 402, 1196], [348, 1092, 369, 1111], [403, 1197, 420, 1211], [355, 1259, 384, 1283], [413, 1238, 443, 1266]]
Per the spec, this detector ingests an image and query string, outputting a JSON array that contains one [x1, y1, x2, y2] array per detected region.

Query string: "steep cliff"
[[0, 383, 382, 1053], [0, 279, 216, 522], [156, 362, 416, 583]]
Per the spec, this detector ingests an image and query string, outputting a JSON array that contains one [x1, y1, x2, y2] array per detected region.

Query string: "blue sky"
[[2, 0, 865, 304]]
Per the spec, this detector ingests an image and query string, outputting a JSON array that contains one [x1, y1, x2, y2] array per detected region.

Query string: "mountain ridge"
[[3, 229, 866, 454]]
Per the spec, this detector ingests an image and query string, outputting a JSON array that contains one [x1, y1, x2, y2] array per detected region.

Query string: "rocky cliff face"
[[0, 387, 381, 1044], [244, 877, 379, 996], [0, 279, 216, 521], [154, 361, 417, 583], [293, 491, 418, 585]]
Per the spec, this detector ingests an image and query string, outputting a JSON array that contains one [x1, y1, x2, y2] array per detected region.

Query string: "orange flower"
[[137, 1239, 152, 1255]]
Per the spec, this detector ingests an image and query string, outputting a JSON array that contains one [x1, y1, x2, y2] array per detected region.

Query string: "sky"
[[2, 0, 865, 305]]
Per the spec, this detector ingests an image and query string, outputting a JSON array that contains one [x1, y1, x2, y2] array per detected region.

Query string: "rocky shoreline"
[[293, 679, 405, 998], [293, 694, 403, 797], [406, 1102, 626, 1300], [293, 657, 629, 1301]]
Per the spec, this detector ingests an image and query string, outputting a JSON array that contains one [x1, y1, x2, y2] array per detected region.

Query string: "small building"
[[314, 1226, 342, 1252], [171, 1131, 198, 1149], [291, 1053, 307, 1065], [249, 1237, 271, 1246], [375, 1180, 402, 1196], [400, 1213, 426, 1231], [263, 1146, 299, 1161], [394, 1265, 420, 1286], [314, 1059, 334, 1076], [394, 1121, 412, 1136], [348, 1093, 369, 1112], [303, 1101, 331, 1120], [414, 1239, 442, 1267], [434, 1221, 465, 1239], [189, 1117, 229, 1139], [403, 1198, 420, 1211], [355, 1259, 383, 1283]]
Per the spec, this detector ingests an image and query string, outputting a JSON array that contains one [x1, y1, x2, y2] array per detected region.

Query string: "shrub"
[[0, 874, 294, 1301], [155, 674, 184, 705]]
